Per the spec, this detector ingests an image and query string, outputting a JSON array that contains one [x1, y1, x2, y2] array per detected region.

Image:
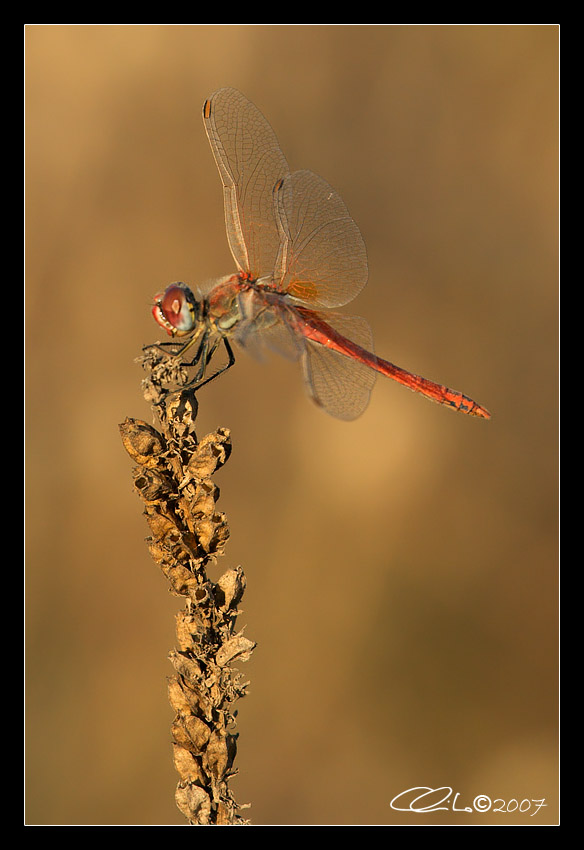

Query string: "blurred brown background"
[[25, 25, 558, 825]]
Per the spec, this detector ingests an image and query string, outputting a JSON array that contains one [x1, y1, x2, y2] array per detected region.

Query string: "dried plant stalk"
[[119, 348, 255, 825]]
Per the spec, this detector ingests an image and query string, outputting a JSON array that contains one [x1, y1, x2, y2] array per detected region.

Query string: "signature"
[[390, 787, 547, 817]]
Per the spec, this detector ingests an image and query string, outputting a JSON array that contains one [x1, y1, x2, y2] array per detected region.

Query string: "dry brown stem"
[[119, 347, 254, 825]]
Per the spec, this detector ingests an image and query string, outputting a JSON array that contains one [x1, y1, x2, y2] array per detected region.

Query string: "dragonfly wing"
[[301, 313, 376, 420], [203, 88, 290, 278], [234, 307, 305, 363], [230, 289, 304, 363], [273, 169, 368, 308]]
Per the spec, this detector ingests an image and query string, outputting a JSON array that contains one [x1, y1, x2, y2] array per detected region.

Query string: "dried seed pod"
[[216, 634, 256, 667], [168, 649, 202, 680], [187, 429, 232, 479], [167, 677, 194, 715], [215, 567, 247, 609], [132, 467, 173, 502], [119, 418, 166, 468], [173, 744, 205, 783], [187, 480, 220, 518], [175, 783, 211, 825], [204, 731, 230, 781], [143, 506, 181, 544], [183, 715, 212, 753]]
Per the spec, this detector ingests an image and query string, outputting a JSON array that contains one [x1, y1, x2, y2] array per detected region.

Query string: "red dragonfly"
[[152, 87, 490, 421]]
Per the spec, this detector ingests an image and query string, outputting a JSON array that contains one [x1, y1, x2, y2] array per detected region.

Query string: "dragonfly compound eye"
[[152, 283, 198, 336]]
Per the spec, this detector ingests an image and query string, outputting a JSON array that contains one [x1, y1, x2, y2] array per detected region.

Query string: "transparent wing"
[[231, 288, 376, 420], [233, 302, 305, 364], [301, 313, 377, 420], [203, 88, 290, 279], [273, 169, 368, 309]]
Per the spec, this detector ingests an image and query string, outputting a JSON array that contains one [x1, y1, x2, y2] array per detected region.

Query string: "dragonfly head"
[[152, 283, 201, 336]]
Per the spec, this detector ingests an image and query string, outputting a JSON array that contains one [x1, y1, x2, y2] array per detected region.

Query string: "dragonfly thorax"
[[206, 276, 251, 335]]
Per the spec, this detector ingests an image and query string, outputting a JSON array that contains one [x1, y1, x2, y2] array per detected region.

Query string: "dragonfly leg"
[[166, 335, 235, 392], [144, 331, 209, 370], [143, 340, 184, 357], [193, 337, 236, 391], [143, 334, 235, 396]]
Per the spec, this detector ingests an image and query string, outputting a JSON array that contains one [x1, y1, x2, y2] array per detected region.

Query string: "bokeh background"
[[25, 25, 558, 826]]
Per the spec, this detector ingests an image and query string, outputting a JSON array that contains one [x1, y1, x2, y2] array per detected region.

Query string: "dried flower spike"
[[120, 359, 254, 825]]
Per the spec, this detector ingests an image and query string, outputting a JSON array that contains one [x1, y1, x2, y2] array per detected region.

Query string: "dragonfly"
[[152, 87, 490, 421]]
